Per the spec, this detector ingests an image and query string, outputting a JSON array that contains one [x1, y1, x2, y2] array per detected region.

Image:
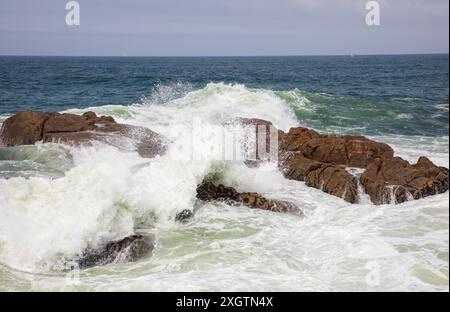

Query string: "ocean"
[[0, 54, 448, 291]]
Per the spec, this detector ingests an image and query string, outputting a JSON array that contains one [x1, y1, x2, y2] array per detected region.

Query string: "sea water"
[[0, 55, 448, 291]]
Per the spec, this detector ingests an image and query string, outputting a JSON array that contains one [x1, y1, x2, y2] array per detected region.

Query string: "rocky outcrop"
[[279, 128, 393, 168], [0, 111, 56, 146], [77, 235, 154, 269], [280, 153, 358, 203], [360, 156, 449, 204], [196, 181, 302, 214], [0, 110, 168, 158], [230, 117, 448, 205]]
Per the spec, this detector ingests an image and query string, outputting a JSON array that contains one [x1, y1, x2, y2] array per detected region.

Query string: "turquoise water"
[[0, 55, 448, 291]]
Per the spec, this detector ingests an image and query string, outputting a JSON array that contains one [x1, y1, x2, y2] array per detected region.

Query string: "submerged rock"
[[1, 110, 168, 158], [196, 181, 302, 214], [175, 209, 194, 223], [360, 156, 449, 204], [77, 235, 154, 269]]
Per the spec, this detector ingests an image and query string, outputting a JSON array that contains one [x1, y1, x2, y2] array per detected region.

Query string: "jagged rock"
[[278, 127, 322, 152], [175, 209, 194, 223], [225, 118, 449, 205], [0, 110, 168, 158], [280, 153, 358, 203], [196, 181, 302, 214], [360, 156, 449, 204], [77, 235, 154, 269], [279, 127, 393, 168]]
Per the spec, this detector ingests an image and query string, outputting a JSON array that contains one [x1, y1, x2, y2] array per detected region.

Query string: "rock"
[[225, 117, 279, 164], [224, 117, 273, 128], [225, 118, 448, 205], [279, 128, 393, 168], [0, 111, 55, 146], [280, 153, 358, 203], [175, 209, 194, 223], [77, 235, 154, 269], [196, 181, 302, 214], [43, 113, 96, 134], [278, 127, 322, 152], [0, 110, 168, 158], [301, 136, 393, 168], [360, 156, 449, 204]]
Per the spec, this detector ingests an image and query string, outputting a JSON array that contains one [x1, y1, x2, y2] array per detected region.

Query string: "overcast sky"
[[0, 0, 448, 56]]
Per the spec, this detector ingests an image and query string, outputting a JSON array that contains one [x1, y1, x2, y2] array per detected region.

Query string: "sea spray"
[[0, 82, 448, 291]]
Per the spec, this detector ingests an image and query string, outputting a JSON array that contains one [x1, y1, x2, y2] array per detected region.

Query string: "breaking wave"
[[0, 83, 448, 291]]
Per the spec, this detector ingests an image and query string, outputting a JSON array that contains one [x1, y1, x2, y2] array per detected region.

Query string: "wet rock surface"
[[1, 111, 448, 208], [77, 235, 154, 269], [231, 118, 448, 205], [0, 111, 56, 146], [279, 128, 393, 168], [197, 181, 302, 214], [280, 153, 358, 203], [360, 156, 449, 204], [1, 110, 168, 158], [175, 209, 194, 223]]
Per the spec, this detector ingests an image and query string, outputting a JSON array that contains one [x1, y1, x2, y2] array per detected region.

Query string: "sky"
[[0, 0, 448, 56]]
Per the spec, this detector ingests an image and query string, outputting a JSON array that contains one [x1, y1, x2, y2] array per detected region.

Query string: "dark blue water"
[[0, 54, 448, 136]]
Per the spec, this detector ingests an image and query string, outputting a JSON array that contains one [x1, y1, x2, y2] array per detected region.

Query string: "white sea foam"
[[0, 83, 448, 291], [435, 104, 449, 111], [395, 113, 413, 120]]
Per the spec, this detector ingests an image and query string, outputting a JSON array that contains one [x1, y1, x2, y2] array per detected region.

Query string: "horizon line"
[[0, 52, 448, 58]]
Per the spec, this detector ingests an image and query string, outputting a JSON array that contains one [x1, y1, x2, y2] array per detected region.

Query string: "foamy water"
[[0, 83, 448, 291]]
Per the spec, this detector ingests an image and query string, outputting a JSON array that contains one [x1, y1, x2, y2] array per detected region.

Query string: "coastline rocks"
[[237, 117, 448, 205], [280, 153, 358, 203], [77, 235, 154, 269], [279, 128, 393, 168], [43, 112, 97, 134], [197, 181, 302, 214], [0, 111, 56, 146], [1, 110, 168, 158], [360, 156, 449, 204]]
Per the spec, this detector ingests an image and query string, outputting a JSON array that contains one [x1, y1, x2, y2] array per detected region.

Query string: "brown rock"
[[43, 113, 96, 133], [82, 111, 97, 121], [1, 110, 168, 158], [278, 127, 322, 152], [223, 118, 448, 205], [0, 110, 56, 146], [280, 129, 393, 168], [360, 156, 449, 204], [97, 115, 116, 124], [280, 152, 358, 203], [77, 234, 154, 269], [196, 181, 302, 214], [224, 117, 273, 127]]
